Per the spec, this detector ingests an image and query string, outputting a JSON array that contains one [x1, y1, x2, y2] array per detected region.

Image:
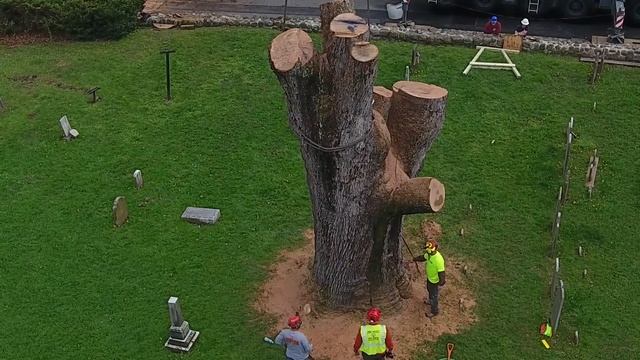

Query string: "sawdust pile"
[[255, 221, 477, 360]]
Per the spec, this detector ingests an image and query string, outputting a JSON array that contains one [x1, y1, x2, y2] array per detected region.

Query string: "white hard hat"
[[521, 18, 529, 26]]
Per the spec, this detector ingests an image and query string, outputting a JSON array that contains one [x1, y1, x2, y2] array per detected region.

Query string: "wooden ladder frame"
[[462, 46, 522, 79]]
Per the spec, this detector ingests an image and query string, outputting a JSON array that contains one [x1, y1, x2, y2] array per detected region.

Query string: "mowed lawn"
[[0, 27, 638, 359]]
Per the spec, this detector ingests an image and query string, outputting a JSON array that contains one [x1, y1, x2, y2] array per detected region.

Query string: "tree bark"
[[269, 1, 448, 310]]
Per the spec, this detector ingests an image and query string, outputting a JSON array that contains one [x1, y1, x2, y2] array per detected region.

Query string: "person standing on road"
[[413, 240, 446, 318], [515, 18, 530, 36], [483, 15, 502, 35], [353, 307, 395, 359], [275, 313, 314, 360]]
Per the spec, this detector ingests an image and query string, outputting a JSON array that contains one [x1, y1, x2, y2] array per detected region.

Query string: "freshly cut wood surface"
[[393, 81, 448, 101], [270, 29, 314, 72], [350, 41, 378, 63], [330, 13, 368, 38]]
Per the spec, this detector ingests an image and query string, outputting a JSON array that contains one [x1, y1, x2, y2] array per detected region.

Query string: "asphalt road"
[[149, 0, 640, 40]]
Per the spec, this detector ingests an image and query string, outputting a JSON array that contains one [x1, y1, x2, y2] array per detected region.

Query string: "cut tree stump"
[[269, 0, 447, 310]]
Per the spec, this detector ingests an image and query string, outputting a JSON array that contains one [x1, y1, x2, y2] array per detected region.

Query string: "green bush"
[[0, 0, 145, 40]]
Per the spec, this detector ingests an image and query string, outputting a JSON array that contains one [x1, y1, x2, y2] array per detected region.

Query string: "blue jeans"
[[427, 281, 439, 315]]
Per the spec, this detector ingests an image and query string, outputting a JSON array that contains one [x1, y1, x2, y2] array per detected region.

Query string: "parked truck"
[[426, 0, 639, 25]]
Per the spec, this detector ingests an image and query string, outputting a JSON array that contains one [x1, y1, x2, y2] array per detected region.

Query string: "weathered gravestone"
[[133, 169, 144, 189], [165, 297, 199, 352], [181, 207, 220, 225], [112, 196, 128, 226], [59, 115, 79, 140]]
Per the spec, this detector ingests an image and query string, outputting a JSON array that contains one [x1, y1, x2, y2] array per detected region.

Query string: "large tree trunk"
[[269, 2, 448, 310]]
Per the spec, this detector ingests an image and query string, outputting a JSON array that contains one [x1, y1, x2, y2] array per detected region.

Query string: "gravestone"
[[59, 115, 79, 140], [165, 297, 199, 352], [181, 207, 220, 225], [112, 196, 128, 226], [133, 169, 144, 189]]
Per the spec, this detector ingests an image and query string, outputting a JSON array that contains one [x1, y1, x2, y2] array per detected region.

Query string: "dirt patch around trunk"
[[255, 226, 477, 360]]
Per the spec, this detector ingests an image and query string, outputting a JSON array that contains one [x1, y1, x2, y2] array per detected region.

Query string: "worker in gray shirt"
[[275, 313, 314, 360]]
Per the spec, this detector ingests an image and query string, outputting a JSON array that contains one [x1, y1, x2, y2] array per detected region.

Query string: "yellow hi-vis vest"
[[359, 324, 387, 355]]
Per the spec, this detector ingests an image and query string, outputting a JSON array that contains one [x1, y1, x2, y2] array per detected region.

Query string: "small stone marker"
[[181, 207, 220, 225], [112, 196, 128, 226], [463, 265, 469, 275], [404, 65, 410, 81], [574, 330, 579, 345], [0, 97, 5, 110], [578, 246, 583, 257], [165, 297, 199, 352], [582, 269, 587, 278], [133, 169, 144, 189], [459, 228, 464, 236], [59, 115, 79, 140], [85, 86, 100, 103]]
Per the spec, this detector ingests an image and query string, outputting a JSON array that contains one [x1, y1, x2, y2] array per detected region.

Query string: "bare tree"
[[269, 0, 448, 310]]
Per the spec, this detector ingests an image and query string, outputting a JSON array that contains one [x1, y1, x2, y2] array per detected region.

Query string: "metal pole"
[[161, 49, 176, 100], [282, 0, 289, 31], [367, 0, 370, 26]]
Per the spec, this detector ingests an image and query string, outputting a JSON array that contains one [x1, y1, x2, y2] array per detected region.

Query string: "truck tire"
[[628, 1, 640, 26], [471, 0, 498, 13], [562, 0, 593, 18]]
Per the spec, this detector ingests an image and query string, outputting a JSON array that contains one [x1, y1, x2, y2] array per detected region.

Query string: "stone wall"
[[146, 13, 640, 62]]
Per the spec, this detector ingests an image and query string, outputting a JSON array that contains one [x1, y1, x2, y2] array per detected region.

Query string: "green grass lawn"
[[1, 27, 638, 359]]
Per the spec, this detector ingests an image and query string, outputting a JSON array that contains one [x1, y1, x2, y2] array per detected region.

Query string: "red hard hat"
[[367, 307, 382, 323], [288, 314, 302, 329]]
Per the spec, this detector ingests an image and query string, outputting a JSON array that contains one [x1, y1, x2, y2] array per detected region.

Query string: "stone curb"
[[146, 13, 640, 62]]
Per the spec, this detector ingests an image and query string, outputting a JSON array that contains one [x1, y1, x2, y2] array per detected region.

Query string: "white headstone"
[[165, 296, 200, 352], [59, 116, 72, 138], [59, 115, 79, 140], [168, 297, 184, 327], [133, 169, 144, 189]]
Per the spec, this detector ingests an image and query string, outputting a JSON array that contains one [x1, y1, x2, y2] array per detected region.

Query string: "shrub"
[[0, 0, 145, 40]]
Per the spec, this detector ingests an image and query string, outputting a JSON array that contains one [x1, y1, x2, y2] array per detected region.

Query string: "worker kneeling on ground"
[[353, 307, 395, 359], [413, 240, 446, 318], [275, 313, 314, 360]]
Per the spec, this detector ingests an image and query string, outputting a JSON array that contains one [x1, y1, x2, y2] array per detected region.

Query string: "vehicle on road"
[[424, 0, 640, 26]]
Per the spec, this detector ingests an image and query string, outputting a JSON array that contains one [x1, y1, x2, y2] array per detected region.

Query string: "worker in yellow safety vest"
[[413, 239, 446, 318], [353, 307, 395, 359]]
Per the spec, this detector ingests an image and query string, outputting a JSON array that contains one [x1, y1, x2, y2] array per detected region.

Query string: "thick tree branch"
[[391, 177, 445, 214], [320, 0, 354, 47], [373, 86, 392, 121], [387, 81, 448, 176], [269, 29, 315, 73]]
